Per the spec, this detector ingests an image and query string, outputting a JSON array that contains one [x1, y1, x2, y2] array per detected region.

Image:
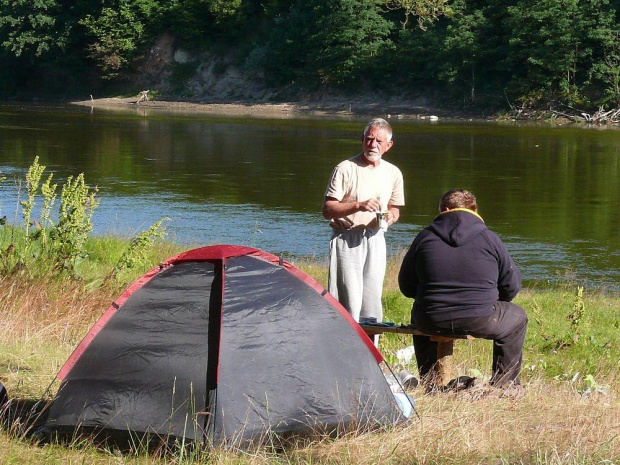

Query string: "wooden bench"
[[359, 323, 474, 387]]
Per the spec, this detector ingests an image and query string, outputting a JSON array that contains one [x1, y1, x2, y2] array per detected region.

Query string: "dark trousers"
[[412, 301, 528, 387]]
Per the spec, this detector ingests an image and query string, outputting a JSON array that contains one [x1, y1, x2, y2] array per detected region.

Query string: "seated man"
[[398, 189, 528, 390]]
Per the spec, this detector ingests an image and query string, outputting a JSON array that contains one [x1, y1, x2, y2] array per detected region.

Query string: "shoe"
[[446, 376, 481, 391]]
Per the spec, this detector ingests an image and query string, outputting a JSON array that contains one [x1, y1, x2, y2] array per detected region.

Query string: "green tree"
[[259, 0, 393, 88], [394, 0, 501, 105], [586, 3, 620, 106], [308, 0, 394, 86], [0, 0, 64, 57], [0, 0, 106, 94], [255, 2, 314, 87], [384, 0, 455, 30], [436, 4, 487, 102], [503, 0, 595, 104], [79, 0, 161, 78]]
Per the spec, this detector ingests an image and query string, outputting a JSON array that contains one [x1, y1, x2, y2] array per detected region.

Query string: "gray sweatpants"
[[328, 228, 386, 323]]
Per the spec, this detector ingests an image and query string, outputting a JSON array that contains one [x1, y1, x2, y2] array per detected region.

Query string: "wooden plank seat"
[[359, 322, 475, 387]]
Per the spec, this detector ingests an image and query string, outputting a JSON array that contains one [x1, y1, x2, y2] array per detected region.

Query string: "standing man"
[[322, 118, 405, 325], [398, 189, 528, 391]]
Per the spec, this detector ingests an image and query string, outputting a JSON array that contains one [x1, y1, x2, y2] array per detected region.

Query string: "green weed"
[[112, 217, 170, 281], [49, 172, 99, 272], [20, 156, 45, 237]]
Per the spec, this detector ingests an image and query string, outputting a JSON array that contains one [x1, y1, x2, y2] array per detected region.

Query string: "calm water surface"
[[0, 103, 618, 291]]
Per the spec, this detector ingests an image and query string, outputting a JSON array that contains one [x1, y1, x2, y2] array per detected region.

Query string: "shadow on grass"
[[0, 395, 196, 456], [1, 396, 50, 439]]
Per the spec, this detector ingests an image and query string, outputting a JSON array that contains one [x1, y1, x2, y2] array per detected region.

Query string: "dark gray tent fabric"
[[43, 261, 218, 440], [39, 246, 404, 447], [214, 255, 400, 445]]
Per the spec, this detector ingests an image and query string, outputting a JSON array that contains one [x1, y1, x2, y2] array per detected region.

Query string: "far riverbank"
[[68, 95, 620, 126], [70, 95, 479, 121]]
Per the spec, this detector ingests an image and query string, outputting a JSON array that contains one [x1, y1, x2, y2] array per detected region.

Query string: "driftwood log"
[[136, 90, 150, 104]]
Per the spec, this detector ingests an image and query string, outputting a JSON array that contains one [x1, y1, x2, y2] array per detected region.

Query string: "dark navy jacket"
[[398, 209, 521, 322]]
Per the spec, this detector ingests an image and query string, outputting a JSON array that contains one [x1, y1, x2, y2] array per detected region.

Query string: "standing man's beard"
[[364, 152, 381, 163]]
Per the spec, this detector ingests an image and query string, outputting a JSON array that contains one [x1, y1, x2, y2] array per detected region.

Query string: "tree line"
[[0, 0, 618, 111]]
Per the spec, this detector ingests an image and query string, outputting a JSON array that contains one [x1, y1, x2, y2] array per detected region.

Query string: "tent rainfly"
[[38, 245, 407, 448]]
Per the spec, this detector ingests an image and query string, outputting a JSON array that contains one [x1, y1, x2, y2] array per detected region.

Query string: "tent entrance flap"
[[204, 259, 224, 441]]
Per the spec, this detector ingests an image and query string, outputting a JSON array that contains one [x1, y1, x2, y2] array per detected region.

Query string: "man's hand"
[[359, 197, 382, 212], [331, 217, 354, 229], [387, 206, 400, 226]]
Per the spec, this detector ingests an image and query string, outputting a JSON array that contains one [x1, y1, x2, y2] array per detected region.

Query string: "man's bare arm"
[[322, 197, 382, 220]]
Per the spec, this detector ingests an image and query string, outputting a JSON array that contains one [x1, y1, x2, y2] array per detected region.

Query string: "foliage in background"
[[79, 0, 162, 78], [0, 0, 617, 110]]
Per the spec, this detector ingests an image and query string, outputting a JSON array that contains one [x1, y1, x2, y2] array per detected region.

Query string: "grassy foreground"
[[0, 237, 618, 464]]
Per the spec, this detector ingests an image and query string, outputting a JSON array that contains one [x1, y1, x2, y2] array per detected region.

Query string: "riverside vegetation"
[[1, 0, 619, 119], [0, 161, 618, 463]]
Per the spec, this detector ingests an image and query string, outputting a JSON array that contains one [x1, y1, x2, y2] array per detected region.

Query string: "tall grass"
[[0, 241, 618, 463]]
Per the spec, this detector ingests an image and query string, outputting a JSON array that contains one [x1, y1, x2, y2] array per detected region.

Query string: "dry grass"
[[1, 271, 618, 464], [299, 377, 619, 464], [0, 277, 116, 398]]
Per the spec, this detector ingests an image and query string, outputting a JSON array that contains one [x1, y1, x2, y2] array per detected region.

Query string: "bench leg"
[[421, 338, 455, 390], [435, 339, 455, 386]]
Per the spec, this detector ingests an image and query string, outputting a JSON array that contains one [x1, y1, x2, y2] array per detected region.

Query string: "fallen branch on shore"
[[509, 103, 620, 125], [549, 105, 620, 124], [135, 90, 149, 104]]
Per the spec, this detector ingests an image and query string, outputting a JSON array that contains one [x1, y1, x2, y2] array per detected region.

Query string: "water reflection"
[[0, 103, 618, 291]]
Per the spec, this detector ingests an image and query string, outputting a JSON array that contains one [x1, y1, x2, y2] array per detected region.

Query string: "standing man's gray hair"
[[364, 118, 393, 142]]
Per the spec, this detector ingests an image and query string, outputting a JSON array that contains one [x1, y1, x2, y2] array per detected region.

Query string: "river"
[[0, 102, 618, 291]]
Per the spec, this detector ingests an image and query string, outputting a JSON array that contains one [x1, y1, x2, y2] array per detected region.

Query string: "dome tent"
[[38, 245, 406, 448]]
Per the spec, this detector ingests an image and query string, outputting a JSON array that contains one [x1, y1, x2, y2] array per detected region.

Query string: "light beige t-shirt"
[[325, 154, 405, 229]]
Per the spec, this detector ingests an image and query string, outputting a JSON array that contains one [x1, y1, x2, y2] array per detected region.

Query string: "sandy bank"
[[70, 96, 481, 121]]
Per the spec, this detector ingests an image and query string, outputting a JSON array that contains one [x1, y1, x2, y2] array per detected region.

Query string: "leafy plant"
[[20, 156, 45, 236], [0, 158, 178, 283], [113, 217, 169, 280], [39, 173, 57, 244], [48, 173, 99, 272], [532, 286, 590, 351], [566, 286, 586, 344]]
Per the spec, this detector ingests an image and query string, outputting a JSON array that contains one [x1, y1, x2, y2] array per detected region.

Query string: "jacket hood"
[[428, 209, 487, 247]]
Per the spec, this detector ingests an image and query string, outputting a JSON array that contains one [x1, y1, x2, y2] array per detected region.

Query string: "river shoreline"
[[69, 96, 491, 121], [66, 96, 620, 127]]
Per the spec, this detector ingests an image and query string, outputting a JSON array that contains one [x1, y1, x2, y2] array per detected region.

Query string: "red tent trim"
[[167, 244, 258, 263]]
